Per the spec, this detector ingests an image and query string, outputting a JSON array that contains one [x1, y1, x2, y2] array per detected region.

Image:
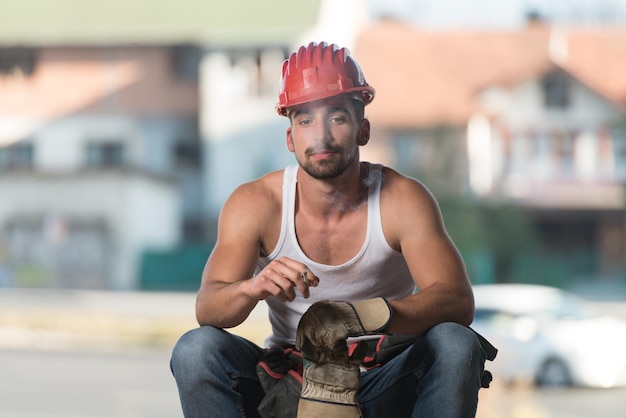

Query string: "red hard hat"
[[276, 42, 375, 116]]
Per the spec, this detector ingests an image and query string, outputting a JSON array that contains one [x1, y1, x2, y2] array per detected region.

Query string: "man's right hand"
[[243, 257, 318, 302]]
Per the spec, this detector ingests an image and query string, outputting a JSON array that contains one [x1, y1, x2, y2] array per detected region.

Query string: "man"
[[171, 41, 487, 417]]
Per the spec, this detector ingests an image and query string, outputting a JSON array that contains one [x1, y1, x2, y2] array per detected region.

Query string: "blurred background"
[[2, 0, 626, 417]]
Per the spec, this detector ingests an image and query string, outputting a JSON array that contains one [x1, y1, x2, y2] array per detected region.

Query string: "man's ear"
[[358, 119, 371, 146], [286, 127, 295, 152]]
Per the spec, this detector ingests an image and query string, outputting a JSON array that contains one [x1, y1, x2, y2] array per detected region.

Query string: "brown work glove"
[[295, 298, 393, 363], [294, 298, 393, 417], [296, 361, 361, 418]]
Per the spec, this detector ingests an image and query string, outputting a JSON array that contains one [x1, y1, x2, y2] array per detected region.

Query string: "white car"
[[471, 283, 626, 388]]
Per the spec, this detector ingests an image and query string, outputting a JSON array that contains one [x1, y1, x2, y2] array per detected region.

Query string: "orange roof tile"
[[354, 20, 626, 128], [563, 28, 626, 107]]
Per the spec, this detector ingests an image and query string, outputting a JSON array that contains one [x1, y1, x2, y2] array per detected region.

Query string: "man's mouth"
[[308, 145, 340, 159], [311, 150, 336, 159]]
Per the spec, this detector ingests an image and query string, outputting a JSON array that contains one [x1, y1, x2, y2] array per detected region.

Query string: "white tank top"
[[258, 163, 416, 348]]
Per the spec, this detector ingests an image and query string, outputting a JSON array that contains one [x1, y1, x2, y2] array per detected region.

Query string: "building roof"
[[354, 20, 626, 128], [0, 0, 321, 46]]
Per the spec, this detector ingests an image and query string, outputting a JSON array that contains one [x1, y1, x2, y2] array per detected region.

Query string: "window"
[[391, 131, 421, 170], [170, 44, 201, 81], [225, 47, 287, 96], [542, 71, 570, 108], [85, 142, 124, 168], [611, 127, 626, 181], [0, 48, 38, 76], [0, 142, 34, 170], [174, 139, 201, 169], [550, 131, 574, 176]]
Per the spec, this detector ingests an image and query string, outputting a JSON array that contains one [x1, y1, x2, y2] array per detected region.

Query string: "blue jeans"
[[170, 322, 486, 417]]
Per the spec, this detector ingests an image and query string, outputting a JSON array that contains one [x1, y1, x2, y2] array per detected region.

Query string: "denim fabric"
[[170, 327, 266, 418], [170, 322, 486, 418], [358, 322, 486, 417]]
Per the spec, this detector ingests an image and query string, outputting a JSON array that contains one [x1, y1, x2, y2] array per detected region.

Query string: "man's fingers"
[[303, 268, 319, 287], [301, 270, 310, 286], [261, 258, 320, 300], [276, 258, 319, 294], [299, 269, 319, 287], [262, 275, 295, 301], [294, 267, 320, 298], [294, 270, 310, 299]]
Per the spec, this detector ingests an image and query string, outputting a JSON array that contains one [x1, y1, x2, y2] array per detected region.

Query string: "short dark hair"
[[352, 98, 365, 122]]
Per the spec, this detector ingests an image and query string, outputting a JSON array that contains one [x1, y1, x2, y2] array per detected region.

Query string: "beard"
[[298, 141, 359, 180]]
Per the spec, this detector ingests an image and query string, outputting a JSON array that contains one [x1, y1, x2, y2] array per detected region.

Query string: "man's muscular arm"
[[195, 177, 317, 328], [381, 169, 474, 335]]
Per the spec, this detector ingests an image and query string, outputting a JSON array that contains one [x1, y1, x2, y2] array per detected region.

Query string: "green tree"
[[399, 125, 539, 283]]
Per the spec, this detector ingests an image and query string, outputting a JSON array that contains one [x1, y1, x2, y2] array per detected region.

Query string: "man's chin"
[[301, 163, 346, 180]]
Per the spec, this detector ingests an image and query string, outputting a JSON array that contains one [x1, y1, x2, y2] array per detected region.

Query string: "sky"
[[366, 0, 626, 28]]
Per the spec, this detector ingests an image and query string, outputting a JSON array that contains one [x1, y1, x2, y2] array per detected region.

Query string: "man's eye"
[[298, 119, 312, 126], [330, 116, 346, 123]]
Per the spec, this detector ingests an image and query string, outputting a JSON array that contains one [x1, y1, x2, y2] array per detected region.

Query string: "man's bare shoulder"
[[227, 169, 284, 211], [378, 166, 442, 245], [379, 166, 432, 199]]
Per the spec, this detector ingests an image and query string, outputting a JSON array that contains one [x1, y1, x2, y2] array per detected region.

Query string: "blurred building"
[[2, 1, 625, 290], [0, 0, 327, 289], [355, 18, 626, 284]]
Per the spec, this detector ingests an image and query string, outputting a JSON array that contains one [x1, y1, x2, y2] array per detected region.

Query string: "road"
[[0, 348, 182, 418], [477, 380, 626, 418], [2, 347, 626, 418]]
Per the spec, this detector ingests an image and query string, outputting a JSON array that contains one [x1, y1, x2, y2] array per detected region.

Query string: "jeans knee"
[[170, 326, 226, 378], [424, 323, 484, 368]]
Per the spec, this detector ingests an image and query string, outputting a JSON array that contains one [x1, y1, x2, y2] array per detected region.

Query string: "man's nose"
[[312, 119, 331, 140]]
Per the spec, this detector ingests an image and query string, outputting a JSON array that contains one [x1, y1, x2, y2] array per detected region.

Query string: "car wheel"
[[536, 358, 572, 387]]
